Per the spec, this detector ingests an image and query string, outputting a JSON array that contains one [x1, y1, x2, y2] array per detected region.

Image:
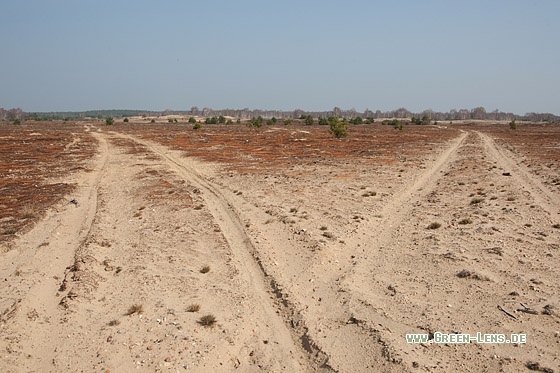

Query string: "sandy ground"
[[1, 121, 559, 372]]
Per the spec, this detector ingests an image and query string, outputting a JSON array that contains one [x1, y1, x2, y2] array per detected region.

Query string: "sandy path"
[[477, 131, 560, 218]]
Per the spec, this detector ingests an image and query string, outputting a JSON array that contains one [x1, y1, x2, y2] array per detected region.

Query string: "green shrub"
[[328, 117, 348, 138], [123, 117, 129, 123], [105, 117, 114, 125], [188, 117, 197, 123]]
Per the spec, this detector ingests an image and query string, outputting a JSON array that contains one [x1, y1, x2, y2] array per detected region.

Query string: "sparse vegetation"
[[108, 319, 120, 326], [193, 122, 202, 130], [126, 304, 143, 315], [187, 304, 201, 312], [458, 218, 472, 225], [105, 117, 114, 126], [123, 117, 129, 123], [198, 314, 217, 327]]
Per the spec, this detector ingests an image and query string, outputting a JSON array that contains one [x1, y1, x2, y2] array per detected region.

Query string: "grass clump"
[[458, 218, 473, 225], [198, 314, 217, 327], [126, 304, 144, 315], [187, 304, 201, 312]]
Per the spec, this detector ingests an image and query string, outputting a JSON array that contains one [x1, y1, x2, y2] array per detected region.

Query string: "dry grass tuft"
[[427, 222, 441, 230], [198, 314, 217, 327], [126, 304, 144, 315], [187, 304, 201, 312]]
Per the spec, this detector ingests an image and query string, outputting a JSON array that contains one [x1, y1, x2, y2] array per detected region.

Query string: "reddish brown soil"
[[0, 121, 96, 242]]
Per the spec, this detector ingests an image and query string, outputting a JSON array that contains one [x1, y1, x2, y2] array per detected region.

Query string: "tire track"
[[339, 131, 469, 348], [476, 131, 559, 218], [113, 133, 321, 372]]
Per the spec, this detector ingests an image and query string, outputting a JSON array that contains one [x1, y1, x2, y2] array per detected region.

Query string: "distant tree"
[[191, 106, 199, 115], [218, 115, 226, 124], [123, 117, 129, 123], [188, 117, 196, 123], [236, 118, 241, 124], [509, 120, 517, 130], [151, 119, 155, 123], [304, 115, 314, 125], [13, 118, 21, 125], [106, 117, 114, 125], [318, 117, 329, 126]]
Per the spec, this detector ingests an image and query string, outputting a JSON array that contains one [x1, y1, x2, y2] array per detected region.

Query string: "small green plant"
[[198, 314, 217, 327], [328, 117, 348, 138], [126, 304, 143, 315], [13, 118, 21, 125], [123, 117, 129, 123], [187, 304, 201, 312], [509, 120, 516, 130], [188, 117, 197, 123], [150, 119, 155, 123], [427, 222, 441, 229], [200, 266, 210, 274], [105, 117, 114, 126], [193, 122, 202, 130], [284, 119, 291, 125]]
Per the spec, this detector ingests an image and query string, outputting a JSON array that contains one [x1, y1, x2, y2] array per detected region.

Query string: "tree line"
[[3, 106, 558, 123]]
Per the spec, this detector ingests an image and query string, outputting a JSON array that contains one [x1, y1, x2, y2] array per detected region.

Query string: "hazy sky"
[[1, 0, 558, 114]]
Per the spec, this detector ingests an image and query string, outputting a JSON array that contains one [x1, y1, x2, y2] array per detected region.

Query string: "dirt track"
[[1, 121, 559, 372]]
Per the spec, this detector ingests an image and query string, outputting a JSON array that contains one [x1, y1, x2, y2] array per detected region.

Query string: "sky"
[[1, 0, 559, 115]]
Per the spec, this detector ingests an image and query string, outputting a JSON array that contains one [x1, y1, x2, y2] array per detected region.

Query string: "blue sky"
[[1, 0, 558, 114]]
